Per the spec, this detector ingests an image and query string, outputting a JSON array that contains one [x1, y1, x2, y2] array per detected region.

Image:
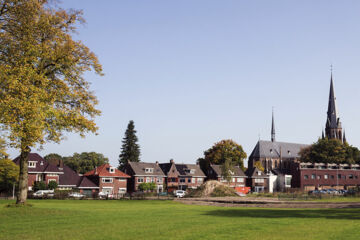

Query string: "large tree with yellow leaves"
[[0, 0, 103, 204]]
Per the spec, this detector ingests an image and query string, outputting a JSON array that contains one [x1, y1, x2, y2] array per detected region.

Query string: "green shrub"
[[48, 181, 58, 190], [33, 181, 47, 192]]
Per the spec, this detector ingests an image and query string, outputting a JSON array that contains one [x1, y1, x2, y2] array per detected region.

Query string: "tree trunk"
[[16, 148, 30, 204]]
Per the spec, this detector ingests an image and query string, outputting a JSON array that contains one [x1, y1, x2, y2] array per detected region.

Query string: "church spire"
[[325, 69, 342, 140], [271, 108, 275, 142]]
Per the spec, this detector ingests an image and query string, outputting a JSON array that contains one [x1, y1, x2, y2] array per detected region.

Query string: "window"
[[311, 174, 316, 179], [118, 188, 126, 193], [146, 177, 151, 183], [188, 178, 191, 183], [137, 177, 144, 183], [151, 177, 155, 183], [109, 167, 115, 173], [232, 177, 236, 183], [48, 179, 56, 183], [102, 178, 113, 183], [192, 178, 196, 183], [331, 175, 334, 179], [170, 178, 176, 182], [145, 168, 153, 173], [349, 174, 354, 179], [338, 174, 341, 179], [304, 175, 309, 180], [28, 161, 36, 168], [190, 169, 195, 174], [237, 178, 244, 183], [156, 178, 162, 183], [197, 178, 203, 183], [180, 178, 186, 183], [257, 171, 261, 176], [255, 178, 264, 183], [285, 177, 291, 186], [324, 174, 328, 179], [317, 175, 321, 180], [118, 178, 126, 182]]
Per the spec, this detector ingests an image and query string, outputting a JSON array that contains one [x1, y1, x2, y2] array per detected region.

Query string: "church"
[[248, 72, 349, 191]]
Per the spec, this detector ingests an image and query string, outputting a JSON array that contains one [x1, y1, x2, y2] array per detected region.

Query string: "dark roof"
[[175, 164, 206, 177], [246, 167, 268, 178], [210, 165, 246, 177], [13, 153, 63, 173], [84, 164, 130, 178], [249, 140, 308, 159], [127, 162, 165, 176], [78, 176, 99, 189], [159, 163, 173, 175], [59, 165, 81, 187]]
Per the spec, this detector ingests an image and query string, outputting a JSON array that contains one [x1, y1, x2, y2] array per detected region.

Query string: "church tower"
[[325, 73, 343, 140]]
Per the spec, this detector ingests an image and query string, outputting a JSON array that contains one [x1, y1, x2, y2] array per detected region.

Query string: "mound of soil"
[[187, 180, 238, 197]]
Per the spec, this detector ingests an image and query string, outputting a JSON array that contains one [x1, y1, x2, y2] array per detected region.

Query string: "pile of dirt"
[[187, 180, 238, 197]]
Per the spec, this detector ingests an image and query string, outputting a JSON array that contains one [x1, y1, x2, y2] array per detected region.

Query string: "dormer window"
[[145, 168, 153, 173], [109, 167, 115, 173], [190, 169, 195, 174], [28, 161, 36, 168], [257, 171, 261, 176]]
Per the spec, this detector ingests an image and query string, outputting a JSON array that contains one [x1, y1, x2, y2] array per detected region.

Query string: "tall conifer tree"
[[119, 120, 140, 168]]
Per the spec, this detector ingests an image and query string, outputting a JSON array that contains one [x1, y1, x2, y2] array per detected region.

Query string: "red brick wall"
[[99, 177, 128, 194], [298, 169, 360, 190], [133, 176, 164, 191]]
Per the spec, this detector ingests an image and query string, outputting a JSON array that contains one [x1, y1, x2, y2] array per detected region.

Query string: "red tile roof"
[[84, 164, 130, 178]]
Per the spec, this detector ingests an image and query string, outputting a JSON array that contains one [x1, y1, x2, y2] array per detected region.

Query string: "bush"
[[33, 181, 47, 192], [48, 181, 58, 190], [138, 182, 157, 192]]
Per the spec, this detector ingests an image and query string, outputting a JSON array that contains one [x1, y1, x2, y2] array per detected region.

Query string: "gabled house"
[[246, 167, 269, 192], [123, 162, 165, 193], [207, 165, 247, 188], [159, 159, 206, 192], [84, 164, 130, 197], [13, 153, 64, 191]]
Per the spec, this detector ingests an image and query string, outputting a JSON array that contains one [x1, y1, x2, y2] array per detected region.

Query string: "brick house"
[[159, 159, 206, 192], [245, 167, 269, 192], [291, 162, 360, 191], [207, 165, 247, 188], [123, 162, 166, 193], [84, 164, 130, 197], [13, 153, 64, 191]]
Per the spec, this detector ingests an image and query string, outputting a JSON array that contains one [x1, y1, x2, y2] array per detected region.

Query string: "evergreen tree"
[[118, 121, 140, 168]]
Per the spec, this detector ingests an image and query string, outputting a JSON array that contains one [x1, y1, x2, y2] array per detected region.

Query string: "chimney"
[[155, 161, 159, 165], [170, 159, 174, 164]]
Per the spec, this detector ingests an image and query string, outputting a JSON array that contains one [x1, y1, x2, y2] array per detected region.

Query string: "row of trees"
[[45, 152, 109, 174], [299, 138, 360, 164]]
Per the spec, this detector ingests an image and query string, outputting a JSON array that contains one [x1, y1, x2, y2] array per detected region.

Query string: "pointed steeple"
[[343, 130, 347, 144], [271, 108, 275, 142], [325, 69, 342, 140]]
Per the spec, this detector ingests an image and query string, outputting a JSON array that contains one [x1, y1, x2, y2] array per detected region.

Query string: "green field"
[[1, 200, 360, 240]]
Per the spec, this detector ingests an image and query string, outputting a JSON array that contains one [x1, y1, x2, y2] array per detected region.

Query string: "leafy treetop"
[[299, 138, 360, 164]]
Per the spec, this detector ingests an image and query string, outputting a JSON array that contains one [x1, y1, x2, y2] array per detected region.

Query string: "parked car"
[[174, 190, 186, 198], [33, 190, 54, 198], [68, 192, 85, 198], [98, 192, 114, 199]]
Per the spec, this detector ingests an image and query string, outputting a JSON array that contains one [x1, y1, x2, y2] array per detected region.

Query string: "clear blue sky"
[[8, 0, 360, 167]]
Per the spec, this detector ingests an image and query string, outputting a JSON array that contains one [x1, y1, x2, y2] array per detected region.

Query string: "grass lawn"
[[1, 200, 360, 240]]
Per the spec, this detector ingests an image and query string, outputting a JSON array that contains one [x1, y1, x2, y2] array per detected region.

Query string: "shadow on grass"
[[203, 208, 360, 220]]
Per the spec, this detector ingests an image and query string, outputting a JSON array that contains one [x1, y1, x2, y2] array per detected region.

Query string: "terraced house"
[[123, 162, 166, 193], [160, 159, 206, 192]]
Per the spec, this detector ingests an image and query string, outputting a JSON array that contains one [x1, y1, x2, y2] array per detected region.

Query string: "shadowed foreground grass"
[[0, 200, 360, 240]]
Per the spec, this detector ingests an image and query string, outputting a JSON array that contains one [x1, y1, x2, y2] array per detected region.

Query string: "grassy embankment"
[[1, 199, 360, 240]]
